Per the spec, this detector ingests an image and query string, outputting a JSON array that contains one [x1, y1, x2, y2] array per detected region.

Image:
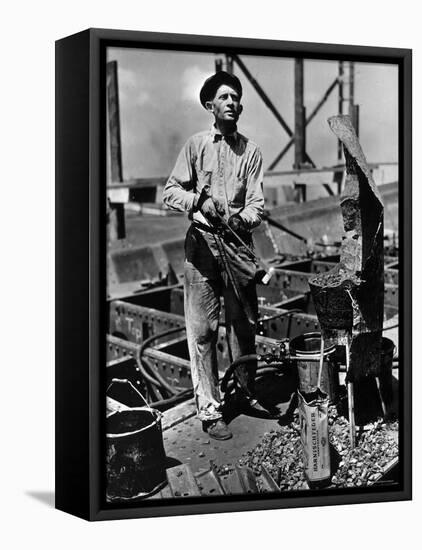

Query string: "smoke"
[[181, 66, 213, 103]]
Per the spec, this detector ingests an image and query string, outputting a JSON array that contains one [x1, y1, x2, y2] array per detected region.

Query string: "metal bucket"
[[290, 332, 339, 403], [308, 273, 353, 330], [106, 407, 167, 502]]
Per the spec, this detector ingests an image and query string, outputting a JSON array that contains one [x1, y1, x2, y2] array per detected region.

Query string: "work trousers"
[[184, 225, 258, 422]]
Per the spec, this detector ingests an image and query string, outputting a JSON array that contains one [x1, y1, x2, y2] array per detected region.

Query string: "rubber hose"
[[220, 354, 260, 393], [144, 378, 164, 402], [221, 356, 290, 393], [137, 326, 187, 397], [139, 326, 186, 355], [141, 356, 180, 396], [135, 354, 168, 389], [224, 365, 288, 392]]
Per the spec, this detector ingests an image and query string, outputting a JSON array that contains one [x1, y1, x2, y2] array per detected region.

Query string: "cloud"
[[117, 67, 150, 106], [118, 67, 137, 89], [136, 91, 150, 106], [181, 66, 212, 102]]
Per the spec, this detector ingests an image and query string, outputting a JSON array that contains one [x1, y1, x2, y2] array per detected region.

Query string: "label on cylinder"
[[298, 390, 331, 485]]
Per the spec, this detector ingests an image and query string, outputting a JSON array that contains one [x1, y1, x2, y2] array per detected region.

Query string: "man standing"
[[163, 71, 265, 440]]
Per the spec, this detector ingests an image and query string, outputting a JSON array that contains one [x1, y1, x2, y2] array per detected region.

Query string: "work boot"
[[202, 419, 233, 440]]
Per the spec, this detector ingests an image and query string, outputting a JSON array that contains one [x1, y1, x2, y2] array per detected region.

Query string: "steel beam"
[[109, 272, 398, 346], [106, 60, 125, 240], [385, 267, 399, 285], [107, 61, 123, 183], [232, 54, 294, 138], [268, 77, 339, 170], [265, 267, 398, 309], [106, 332, 281, 390], [109, 300, 185, 344], [294, 59, 306, 169], [338, 61, 344, 161]]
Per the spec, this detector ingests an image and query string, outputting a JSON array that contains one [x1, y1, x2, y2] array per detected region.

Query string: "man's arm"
[[237, 147, 265, 230], [162, 139, 197, 213]]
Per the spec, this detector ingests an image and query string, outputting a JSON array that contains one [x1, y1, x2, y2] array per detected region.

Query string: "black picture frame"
[[55, 28, 412, 521]]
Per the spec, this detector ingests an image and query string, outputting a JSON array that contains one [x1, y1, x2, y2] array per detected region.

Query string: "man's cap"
[[199, 71, 242, 107]]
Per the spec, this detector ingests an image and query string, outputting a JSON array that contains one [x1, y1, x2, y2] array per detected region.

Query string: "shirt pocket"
[[196, 169, 212, 194], [229, 176, 247, 207]]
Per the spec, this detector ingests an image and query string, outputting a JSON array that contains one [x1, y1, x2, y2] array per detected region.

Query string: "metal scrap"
[[230, 406, 398, 491]]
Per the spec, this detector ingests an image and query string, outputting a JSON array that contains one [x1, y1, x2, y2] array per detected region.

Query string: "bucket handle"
[[106, 378, 161, 418], [316, 335, 325, 390]]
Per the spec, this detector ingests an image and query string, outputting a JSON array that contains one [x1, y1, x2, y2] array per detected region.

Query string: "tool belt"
[[185, 222, 257, 287]]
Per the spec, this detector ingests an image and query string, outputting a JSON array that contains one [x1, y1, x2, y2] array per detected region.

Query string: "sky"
[[107, 47, 398, 182]]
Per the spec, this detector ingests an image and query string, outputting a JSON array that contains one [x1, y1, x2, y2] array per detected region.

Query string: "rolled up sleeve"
[[163, 139, 197, 213], [238, 147, 264, 230]]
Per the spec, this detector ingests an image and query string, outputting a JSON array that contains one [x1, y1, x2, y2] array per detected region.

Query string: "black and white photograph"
[[3, 0, 421, 543], [104, 41, 406, 506]]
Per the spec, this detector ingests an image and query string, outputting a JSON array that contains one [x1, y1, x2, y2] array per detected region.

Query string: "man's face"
[[206, 84, 242, 123]]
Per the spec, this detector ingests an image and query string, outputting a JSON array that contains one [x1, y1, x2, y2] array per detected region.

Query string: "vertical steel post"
[[294, 58, 306, 169], [349, 62, 359, 137], [215, 58, 223, 72], [352, 104, 360, 137], [349, 61, 355, 110], [107, 61, 123, 182], [337, 61, 344, 161], [107, 60, 125, 241], [335, 61, 345, 194], [225, 54, 234, 75]]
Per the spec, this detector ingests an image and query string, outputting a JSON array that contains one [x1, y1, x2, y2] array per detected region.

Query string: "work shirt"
[[163, 125, 264, 229]]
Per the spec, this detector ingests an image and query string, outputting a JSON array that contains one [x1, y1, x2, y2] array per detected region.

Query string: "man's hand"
[[227, 214, 249, 241], [228, 214, 248, 235], [196, 190, 225, 223]]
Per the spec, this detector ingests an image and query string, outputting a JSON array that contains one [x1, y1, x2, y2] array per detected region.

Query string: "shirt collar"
[[210, 124, 238, 142]]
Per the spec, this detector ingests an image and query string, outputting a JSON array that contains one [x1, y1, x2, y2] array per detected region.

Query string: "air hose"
[[136, 326, 187, 400], [220, 354, 290, 393]]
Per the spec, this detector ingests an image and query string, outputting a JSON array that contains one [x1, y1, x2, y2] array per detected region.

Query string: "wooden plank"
[[166, 464, 201, 497], [162, 398, 196, 431], [106, 396, 129, 417]]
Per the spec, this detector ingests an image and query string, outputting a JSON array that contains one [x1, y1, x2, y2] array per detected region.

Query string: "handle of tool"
[[317, 334, 325, 389], [345, 339, 356, 449], [261, 267, 275, 285]]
